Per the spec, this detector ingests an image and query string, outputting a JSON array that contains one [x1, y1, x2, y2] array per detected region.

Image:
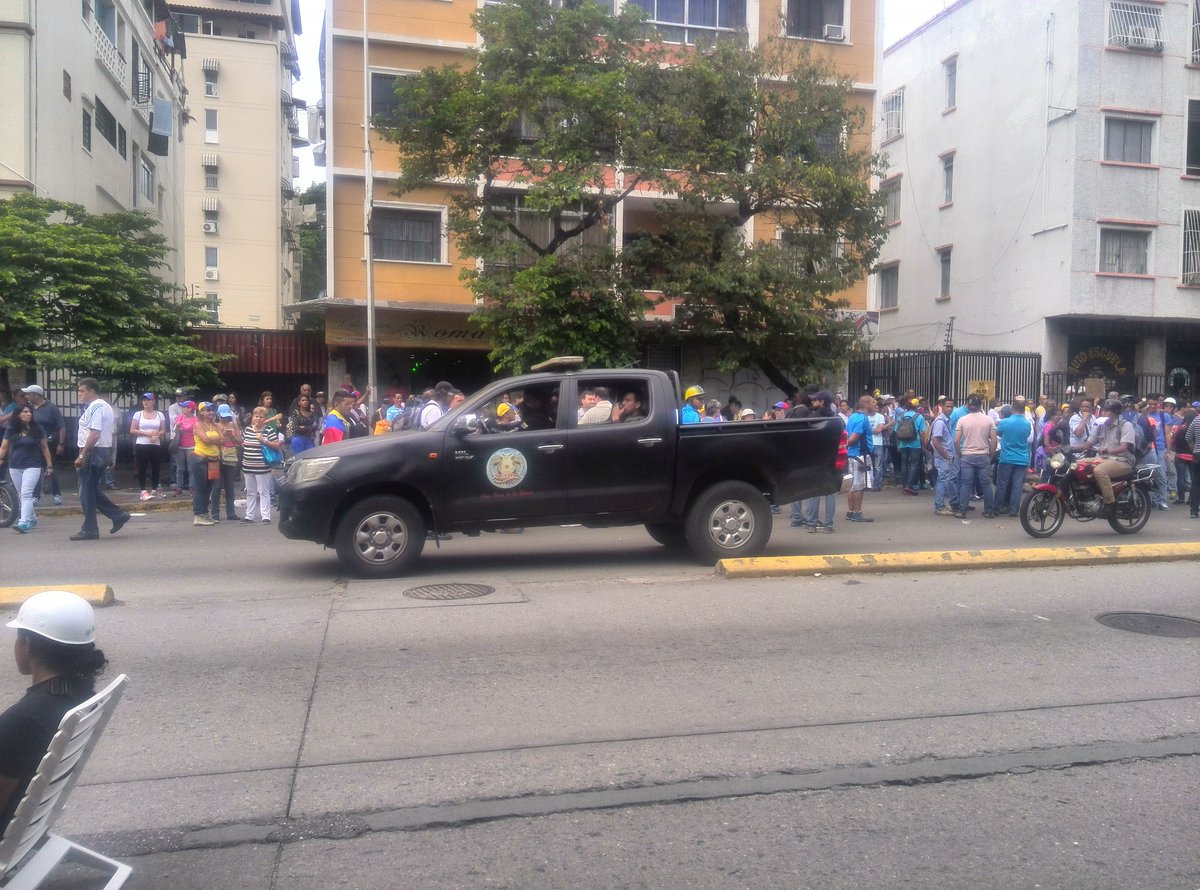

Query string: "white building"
[[874, 0, 1200, 401], [170, 0, 305, 329], [0, 0, 187, 288]]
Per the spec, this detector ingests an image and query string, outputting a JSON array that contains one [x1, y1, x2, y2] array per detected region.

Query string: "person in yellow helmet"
[[681, 386, 705, 424]]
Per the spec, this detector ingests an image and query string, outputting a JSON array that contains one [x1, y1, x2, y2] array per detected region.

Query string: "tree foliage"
[[377, 0, 887, 388], [0, 195, 226, 393], [298, 182, 326, 302]]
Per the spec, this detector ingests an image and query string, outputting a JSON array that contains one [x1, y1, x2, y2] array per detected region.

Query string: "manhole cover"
[[1095, 612, 1200, 638], [403, 583, 495, 601]]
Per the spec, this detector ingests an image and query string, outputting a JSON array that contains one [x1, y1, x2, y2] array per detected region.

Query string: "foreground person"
[[0, 590, 109, 836]]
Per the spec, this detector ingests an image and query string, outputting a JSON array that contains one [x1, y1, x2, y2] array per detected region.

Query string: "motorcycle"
[[1019, 451, 1154, 538], [0, 474, 14, 528]]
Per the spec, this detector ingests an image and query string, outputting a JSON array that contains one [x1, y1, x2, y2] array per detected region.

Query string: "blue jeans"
[[934, 457, 958, 510], [209, 463, 238, 518], [78, 448, 124, 536], [802, 494, 836, 528], [189, 454, 212, 517], [1139, 448, 1169, 507], [900, 447, 922, 490], [957, 455, 995, 514], [871, 445, 885, 489], [175, 447, 193, 490], [994, 462, 1025, 515]]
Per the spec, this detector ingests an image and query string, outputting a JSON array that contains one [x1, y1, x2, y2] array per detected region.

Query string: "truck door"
[[441, 382, 568, 524], [566, 378, 672, 517]]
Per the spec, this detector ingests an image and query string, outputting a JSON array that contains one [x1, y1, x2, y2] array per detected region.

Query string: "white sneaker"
[[140, 490, 153, 501], [194, 516, 215, 526]]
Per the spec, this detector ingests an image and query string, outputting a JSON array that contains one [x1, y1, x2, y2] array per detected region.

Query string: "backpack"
[[1129, 419, 1150, 460], [1171, 422, 1189, 454], [895, 412, 917, 442]]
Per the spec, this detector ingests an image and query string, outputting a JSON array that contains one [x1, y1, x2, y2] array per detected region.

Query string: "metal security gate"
[[847, 349, 1042, 403]]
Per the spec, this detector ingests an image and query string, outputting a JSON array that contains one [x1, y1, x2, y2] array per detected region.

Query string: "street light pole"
[[362, 0, 378, 412]]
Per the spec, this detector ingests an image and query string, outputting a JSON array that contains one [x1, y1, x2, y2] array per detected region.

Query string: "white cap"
[[1163, 397, 1177, 405], [6, 590, 96, 644], [19, 384, 44, 397]]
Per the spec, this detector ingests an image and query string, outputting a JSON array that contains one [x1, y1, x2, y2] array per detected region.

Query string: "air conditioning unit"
[[202, 221, 218, 234], [823, 23, 846, 40], [204, 269, 219, 281]]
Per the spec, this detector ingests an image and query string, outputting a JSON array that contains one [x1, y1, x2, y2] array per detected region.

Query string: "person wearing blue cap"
[[209, 403, 241, 521], [129, 393, 167, 500]]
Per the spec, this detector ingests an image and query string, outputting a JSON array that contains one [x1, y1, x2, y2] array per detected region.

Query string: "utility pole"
[[361, 0, 378, 412]]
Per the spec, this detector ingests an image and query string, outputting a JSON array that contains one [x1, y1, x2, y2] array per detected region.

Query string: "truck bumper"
[[277, 482, 335, 544]]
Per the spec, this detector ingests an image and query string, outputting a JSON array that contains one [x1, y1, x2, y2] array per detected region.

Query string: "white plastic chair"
[[0, 674, 130, 889]]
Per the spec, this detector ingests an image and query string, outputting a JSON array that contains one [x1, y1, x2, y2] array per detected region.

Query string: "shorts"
[[849, 455, 872, 492]]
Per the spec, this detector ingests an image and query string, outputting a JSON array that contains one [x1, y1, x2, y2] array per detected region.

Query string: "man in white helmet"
[[0, 591, 109, 835]]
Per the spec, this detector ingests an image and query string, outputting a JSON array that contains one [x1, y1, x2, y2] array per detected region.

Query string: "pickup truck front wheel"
[[334, 496, 427, 578], [684, 481, 772, 564]]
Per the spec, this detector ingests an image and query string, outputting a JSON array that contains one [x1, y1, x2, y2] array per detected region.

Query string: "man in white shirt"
[[418, 381, 454, 430], [71, 378, 130, 541]]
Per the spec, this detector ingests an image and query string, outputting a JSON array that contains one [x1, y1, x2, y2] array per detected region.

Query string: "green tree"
[[377, 0, 886, 389], [298, 181, 326, 302], [0, 195, 226, 394]]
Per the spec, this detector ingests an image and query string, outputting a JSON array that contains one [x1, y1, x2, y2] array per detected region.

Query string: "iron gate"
[[847, 349, 1042, 403]]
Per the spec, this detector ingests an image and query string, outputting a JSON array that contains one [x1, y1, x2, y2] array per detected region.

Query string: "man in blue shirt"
[[994, 401, 1032, 517], [896, 398, 927, 495], [929, 396, 959, 516], [844, 395, 876, 522], [681, 386, 704, 424]]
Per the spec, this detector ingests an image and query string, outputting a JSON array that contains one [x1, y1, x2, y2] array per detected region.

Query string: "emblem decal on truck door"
[[486, 448, 527, 489]]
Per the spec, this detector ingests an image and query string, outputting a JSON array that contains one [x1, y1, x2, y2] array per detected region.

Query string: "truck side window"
[[575, 381, 648, 425], [469, 385, 561, 434]]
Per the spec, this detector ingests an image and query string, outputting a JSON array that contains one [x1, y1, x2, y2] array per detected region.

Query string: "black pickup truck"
[[277, 363, 845, 576]]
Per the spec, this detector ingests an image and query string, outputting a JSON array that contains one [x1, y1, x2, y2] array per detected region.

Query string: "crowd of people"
[[678, 383, 1200, 530]]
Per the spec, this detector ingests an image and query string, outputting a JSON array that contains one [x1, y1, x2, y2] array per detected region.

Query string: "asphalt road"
[[3, 493, 1198, 889]]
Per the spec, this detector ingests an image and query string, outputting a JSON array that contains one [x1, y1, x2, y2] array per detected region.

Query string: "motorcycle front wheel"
[[1019, 490, 1064, 538], [1108, 487, 1151, 535]]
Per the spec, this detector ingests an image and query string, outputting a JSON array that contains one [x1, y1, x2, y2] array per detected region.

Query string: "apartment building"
[[314, 0, 880, 397], [1, 0, 187, 287], [874, 0, 1200, 400], [170, 0, 305, 330]]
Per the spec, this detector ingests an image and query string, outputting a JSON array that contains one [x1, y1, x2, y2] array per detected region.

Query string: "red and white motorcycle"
[[1019, 452, 1154, 538]]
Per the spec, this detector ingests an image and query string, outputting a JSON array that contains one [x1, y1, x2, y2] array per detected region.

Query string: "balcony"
[[280, 178, 296, 200], [94, 28, 127, 88], [1193, 19, 1200, 64]]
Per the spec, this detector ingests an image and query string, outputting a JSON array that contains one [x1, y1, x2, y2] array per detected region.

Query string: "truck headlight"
[[290, 456, 339, 485]]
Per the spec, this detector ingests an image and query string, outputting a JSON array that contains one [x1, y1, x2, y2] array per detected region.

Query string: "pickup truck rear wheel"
[[644, 522, 688, 549], [684, 481, 772, 564], [334, 496, 426, 578]]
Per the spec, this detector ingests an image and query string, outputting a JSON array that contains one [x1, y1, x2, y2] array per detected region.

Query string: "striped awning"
[[202, 58, 219, 73], [202, 197, 220, 212], [201, 153, 219, 168]]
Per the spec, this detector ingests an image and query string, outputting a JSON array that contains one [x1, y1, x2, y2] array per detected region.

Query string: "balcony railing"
[[1193, 16, 1200, 64], [94, 28, 128, 87]]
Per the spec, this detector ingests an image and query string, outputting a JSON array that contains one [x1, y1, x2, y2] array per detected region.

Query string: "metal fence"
[[1040, 371, 1167, 405], [847, 349, 1043, 403]]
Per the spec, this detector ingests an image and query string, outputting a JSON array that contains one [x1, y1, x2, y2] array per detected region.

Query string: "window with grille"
[[1187, 100, 1200, 176], [882, 89, 904, 141], [879, 264, 899, 309], [204, 70, 218, 97], [138, 155, 155, 202], [95, 99, 117, 147], [786, 0, 843, 39], [882, 180, 901, 225], [372, 208, 443, 263], [1099, 228, 1149, 275], [938, 248, 952, 298], [204, 165, 218, 189], [371, 72, 403, 118], [82, 109, 92, 152], [485, 194, 609, 269], [942, 154, 955, 204], [203, 293, 220, 324], [1107, 2, 1164, 52], [205, 109, 218, 144], [1104, 117, 1153, 164], [629, 0, 746, 45], [1183, 211, 1200, 285]]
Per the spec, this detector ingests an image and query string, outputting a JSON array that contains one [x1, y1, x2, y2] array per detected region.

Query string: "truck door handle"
[[537, 444, 564, 453], [637, 437, 663, 447]]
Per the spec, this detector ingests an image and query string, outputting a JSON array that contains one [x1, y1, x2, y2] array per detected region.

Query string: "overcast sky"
[[289, 0, 956, 185]]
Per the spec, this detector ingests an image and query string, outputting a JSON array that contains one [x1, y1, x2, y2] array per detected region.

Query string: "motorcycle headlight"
[[1049, 452, 1067, 470], [289, 456, 339, 485]]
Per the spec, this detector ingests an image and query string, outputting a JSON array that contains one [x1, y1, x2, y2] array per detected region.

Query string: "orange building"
[[314, 0, 879, 397]]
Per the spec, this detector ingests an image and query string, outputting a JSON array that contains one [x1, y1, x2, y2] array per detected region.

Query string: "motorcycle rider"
[[1082, 400, 1137, 513]]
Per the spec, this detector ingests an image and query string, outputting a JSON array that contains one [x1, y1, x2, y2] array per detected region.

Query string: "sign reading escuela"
[[325, 308, 490, 351]]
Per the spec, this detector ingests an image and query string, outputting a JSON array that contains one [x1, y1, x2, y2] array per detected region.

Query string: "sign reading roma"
[[325, 308, 490, 351]]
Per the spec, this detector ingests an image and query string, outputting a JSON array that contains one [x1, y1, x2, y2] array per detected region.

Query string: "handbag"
[[206, 459, 220, 481], [262, 440, 282, 466], [219, 444, 239, 467]]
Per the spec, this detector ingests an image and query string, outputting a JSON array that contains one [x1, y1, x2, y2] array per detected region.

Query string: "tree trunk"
[[756, 358, 796, 401]]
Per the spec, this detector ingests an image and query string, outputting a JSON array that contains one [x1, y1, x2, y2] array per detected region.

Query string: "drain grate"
[[1095, 612, 1200, 638], [403, 583, 495, 601]]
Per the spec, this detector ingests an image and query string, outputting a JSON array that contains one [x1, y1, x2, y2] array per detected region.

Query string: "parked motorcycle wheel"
[[1107, 487, 1151, 535], [0, 481, 16, 528], [1019, 490, 1064, 538]]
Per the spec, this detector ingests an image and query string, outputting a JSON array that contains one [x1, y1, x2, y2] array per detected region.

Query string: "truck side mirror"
[[451, 414, 479, 437]]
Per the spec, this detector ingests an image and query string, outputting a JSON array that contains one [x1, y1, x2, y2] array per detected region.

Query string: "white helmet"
[[6, 590, 96, 645]]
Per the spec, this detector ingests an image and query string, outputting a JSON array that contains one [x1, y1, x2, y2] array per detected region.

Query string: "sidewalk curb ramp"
[[717, 542, 1200, 579], [0, 585, 116, 609]]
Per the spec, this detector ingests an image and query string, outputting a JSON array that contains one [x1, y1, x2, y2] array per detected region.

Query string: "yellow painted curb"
[[717, 542, 1200, 579], [0, 585, 115, 609]]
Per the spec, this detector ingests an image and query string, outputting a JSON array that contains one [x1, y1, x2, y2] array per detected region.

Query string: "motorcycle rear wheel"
[[1107, 487, 1151, 535], [1019, 490, 1064, 538]]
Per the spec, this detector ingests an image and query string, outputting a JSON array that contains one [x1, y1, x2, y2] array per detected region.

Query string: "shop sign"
[[1067, 346, 1127, 376], [326, 308, 490, 351]]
